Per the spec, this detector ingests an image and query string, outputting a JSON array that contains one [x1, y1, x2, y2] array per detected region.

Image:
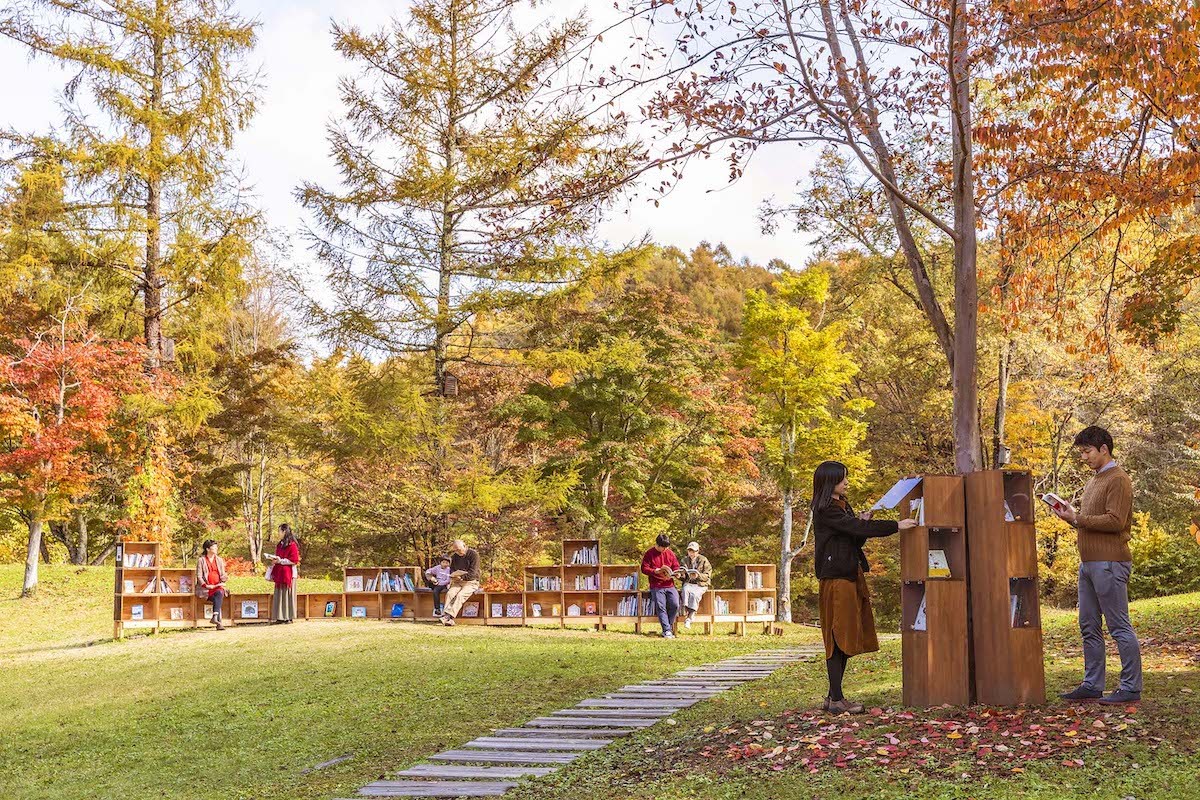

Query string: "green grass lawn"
[[1, 565, 1197, 800]]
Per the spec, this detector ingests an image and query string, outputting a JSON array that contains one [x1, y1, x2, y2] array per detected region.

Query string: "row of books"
[[749, 597, 773, 615], [608, 574, 638, 590], [744, 570, 766, 589], [122, 552, 155, 568], [124, 576, 192, 594], [569, 545, 599, 565], [713, 596, 732, 615], [612, 594, 652, 616], [346, 572, 416, 592], [529, 575, 562, 591], [572, 574, 599, 590], [491, 602, 524, 618]]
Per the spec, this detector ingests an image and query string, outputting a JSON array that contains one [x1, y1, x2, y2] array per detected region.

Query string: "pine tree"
[[298, 0, 638, 392], [1, 0, 260, 368]]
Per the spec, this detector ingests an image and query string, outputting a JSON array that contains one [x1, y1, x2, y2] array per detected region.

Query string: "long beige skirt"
[[271, 583, 298, 621]]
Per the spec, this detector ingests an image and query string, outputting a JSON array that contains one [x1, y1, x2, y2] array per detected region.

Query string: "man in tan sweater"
[[1052, 426, 1142, 704]]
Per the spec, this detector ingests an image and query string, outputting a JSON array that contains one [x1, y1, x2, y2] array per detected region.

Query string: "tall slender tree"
[[1, 0, 260, 368], [298, 0, 639, 392]]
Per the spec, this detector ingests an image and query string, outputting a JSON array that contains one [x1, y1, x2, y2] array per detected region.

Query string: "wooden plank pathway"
[[337, 646, 820, 799]]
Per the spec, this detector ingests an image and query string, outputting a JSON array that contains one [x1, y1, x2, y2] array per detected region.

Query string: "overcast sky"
[[1, 0, 818, 272]]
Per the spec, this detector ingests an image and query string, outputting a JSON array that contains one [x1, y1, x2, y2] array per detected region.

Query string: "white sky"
[[0, 0, 817, 271]]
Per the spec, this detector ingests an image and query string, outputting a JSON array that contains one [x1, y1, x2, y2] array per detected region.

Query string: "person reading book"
[[641, 534, 681, 638], [194, 540, 229, 631], [677, 541, 712, 629], [812, 461, 917, 714], [424, 555, 452, 616], [1051, 426, 1143, 705], [268, 523, 300, 624], [440, 540, 481, 626]]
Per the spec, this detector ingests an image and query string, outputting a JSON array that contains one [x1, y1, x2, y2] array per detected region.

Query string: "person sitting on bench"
[[440, 540, 481, 626], [678, 541, 712, 629], [424, 555, 451, 617]]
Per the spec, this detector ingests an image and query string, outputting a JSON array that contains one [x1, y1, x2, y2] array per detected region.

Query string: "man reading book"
[[440, 539, 481, 626], [1052, 426, 1143, 704], [641, 534, 681, 638]]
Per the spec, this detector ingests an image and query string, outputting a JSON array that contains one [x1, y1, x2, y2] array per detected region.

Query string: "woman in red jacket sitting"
[[269, 524, 301, 624]]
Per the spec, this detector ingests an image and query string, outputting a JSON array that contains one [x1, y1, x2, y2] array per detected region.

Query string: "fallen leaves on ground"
[[685, 704, 1158, 778]]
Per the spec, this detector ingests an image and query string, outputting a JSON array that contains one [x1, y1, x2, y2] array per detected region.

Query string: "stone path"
[[336, 646, 821, 799]]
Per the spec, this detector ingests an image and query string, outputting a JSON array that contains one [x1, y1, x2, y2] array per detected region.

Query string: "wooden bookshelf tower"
[[965, 470, 1046, 705], [897, 475, 970, 707]]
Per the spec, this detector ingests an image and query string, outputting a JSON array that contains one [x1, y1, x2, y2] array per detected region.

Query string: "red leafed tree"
[[0, 297, 147, 596]]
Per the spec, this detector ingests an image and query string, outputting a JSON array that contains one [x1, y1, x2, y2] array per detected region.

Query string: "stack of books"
[[569, 545, 599, 565], [530, 575, 561, 591], [573, 573, 598, 590], [123, 552, 154, 568], [750, 597, 773, 615], [713, 596, 732, 615], [746, 571, 764, 589], [608, 573, 637, 590]]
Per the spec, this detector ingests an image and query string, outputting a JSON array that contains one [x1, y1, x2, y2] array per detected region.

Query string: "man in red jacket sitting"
[[641, 534, 681, 638]]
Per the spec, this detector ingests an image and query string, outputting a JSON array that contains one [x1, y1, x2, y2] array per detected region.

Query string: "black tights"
[[826, 643, 850, 701]]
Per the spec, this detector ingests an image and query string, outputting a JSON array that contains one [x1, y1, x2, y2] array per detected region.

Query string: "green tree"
[[737, 268, 870, 621], [298, 0, 638, 392]]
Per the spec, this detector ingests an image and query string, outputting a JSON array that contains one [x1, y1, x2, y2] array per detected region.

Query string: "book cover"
[[203, 603, 214, 618], [461, 602, 479, 618], [179, 576, 192, 593], [506, 603, 522, 617], [351, 605, 367, 618], [490, 603, 503, 617], [169, 607, 184, 621], [531, 603, 542, 617], [584, 601, 597, 615], [912, 594, 927, 631], [324, 600, 336, 617], [566, 604, 581, 616], [390, 602, 405, 618], [241, 600, 259, 619], [130, 604, 144, 621], [346, 575, 364, 592], [123, 580, 135, 593], [927, 549, 951, 578]]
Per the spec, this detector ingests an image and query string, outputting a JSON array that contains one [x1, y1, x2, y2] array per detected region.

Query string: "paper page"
[[871, 476, 923, 510]]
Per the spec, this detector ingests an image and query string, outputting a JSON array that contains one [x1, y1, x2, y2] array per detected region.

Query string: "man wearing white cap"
[[678, 541, 713, 629]]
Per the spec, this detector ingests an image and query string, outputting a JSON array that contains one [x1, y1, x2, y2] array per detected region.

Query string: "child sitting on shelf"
[[424, 556, 451, 617]]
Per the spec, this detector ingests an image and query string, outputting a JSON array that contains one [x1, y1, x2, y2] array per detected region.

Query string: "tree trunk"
[[23, 512, 43, 597], [778, 487, 794, 622], [76, 510, 88, 565], [144, 8, 165, 369], [992, 340, 1010, 469], [434, 6, 460, 392], [949, 1, 981, 474], [90, 543, 116, 566]]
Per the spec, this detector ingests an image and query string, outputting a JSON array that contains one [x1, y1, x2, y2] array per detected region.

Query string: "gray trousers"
[[1078, 561, 1142, 693]]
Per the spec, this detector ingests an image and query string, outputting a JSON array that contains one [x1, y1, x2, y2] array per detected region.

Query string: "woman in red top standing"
[[269, 523, 300, 624], [194, 540, 229, 630]]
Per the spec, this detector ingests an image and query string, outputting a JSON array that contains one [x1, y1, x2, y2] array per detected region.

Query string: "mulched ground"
[[668, 704, 1166, 778]]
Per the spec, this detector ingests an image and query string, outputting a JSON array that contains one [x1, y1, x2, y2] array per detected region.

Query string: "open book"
[[672, 567, 700, 579]]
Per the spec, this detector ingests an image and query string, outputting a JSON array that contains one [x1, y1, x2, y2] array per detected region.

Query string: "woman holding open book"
[[811, 461, 917, 714], [268, 524, 301, 624]]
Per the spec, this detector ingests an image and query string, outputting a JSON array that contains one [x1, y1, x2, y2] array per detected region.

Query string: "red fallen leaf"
[[869, 707, 884, 716]]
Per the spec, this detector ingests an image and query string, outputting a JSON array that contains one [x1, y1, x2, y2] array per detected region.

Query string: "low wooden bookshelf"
[[897, 474, 971, 708], [965, 470, 1046, 706]]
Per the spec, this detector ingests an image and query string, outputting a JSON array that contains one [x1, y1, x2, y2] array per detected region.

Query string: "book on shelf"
[[530, 575, 561, 592], [713, 596, 731, 615], [1003, 500, 1016, 522], [912, 593, 927, 631], [608, 574, 637, 591], [158, 577, 173, 593], [491, 603, 503, 617], [461, 602, 480, 618], [927, 549, 951, 578], [130, 604, 144, 621], [203, 603, 214, 618], [569, 544, 599, 565], [584, 601, 597, 615], [909, 497, 925, 526], [346, 575, 364, 592], [551, 604, 561, 616], [241, 600, 259, 619], [124, 552, 154, 568], [324, 600, 336, 617], [566, 604, 581, 617], [745, 570, 764, 589], [169, 607, 184, 621], [531, 602, 542, 617], [179, 575, 192, 593], [140, 578, 156, 594], [123, 579, 135, 593], [750, 597, 773, 615], [506, 603, 522, 617], [573, 574, 598, 590], [351, 605, 367, 618], [390, 602, 406, 618]]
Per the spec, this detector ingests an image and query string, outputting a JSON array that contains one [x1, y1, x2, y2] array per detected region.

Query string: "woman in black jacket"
[[812, 461, 916, 713]]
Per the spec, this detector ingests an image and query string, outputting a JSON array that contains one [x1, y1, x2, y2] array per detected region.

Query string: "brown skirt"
[[819, 570, 879, 659]]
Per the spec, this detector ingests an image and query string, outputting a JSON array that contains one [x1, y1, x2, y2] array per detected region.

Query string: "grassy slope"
[[0, 565, 811, 800], [509, 593, 1200, 800]]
